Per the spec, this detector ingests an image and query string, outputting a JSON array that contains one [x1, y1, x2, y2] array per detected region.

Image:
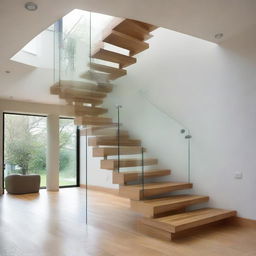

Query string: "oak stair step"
[[89, 137, 141, 147], [119, 182, 193, 200], [80, 70, 110, 84], [50, 81, 113, 93], [93, 146, 143, 157], [59, 92, 104, 105], [74, 116, 112, 126], [113, 19, 151, 41], [131, 20, 158, 32], [81, 128, 128, 137], [101, 158, 158, 170], [92, 48, 136, 69], [74, 105, 108, 116], [103, 30, 149, 56], [89, 63, 127, 80], [140, 208, 236, 236], [131, 194, 209, 217], [60, 87, 106, 99], [113, 169, 171, 185]]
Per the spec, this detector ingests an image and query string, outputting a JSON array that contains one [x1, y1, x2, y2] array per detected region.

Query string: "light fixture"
[[214, 33, 223, 40], [25, 2, 38, 11]]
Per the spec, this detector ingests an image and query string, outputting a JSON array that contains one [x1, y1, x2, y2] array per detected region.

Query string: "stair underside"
[[104, 30, 149, 56], [60, 93, 103, 105], [101, 158, 157, 170], [89, 63, 127, 80], [141, 208, 236, 234], [119, 182, 193, 200], [93, 146, 144, 157], [113, 169, 171, 184], [130, 194, 209, 217], [92, 48, 136, 68]]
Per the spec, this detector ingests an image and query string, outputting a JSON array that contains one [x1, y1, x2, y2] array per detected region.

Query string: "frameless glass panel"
[[59, 118, 77, 186], [4, 114, 47, 188]]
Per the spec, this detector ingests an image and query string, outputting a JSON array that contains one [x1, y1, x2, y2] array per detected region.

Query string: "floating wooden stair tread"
[[50, 81, 113, 94], [119, 182, 193, 200], [75, 116, 112, 126], [93, 146, 143, 157], [113, 19, 151, 41], [89, 137, 141, 147], [141, 208, 236, 233], [89, 63, 127, 80], [131, 20, 158, 32], [101, 158, 157, 170], [81, 128, 128, 137], [131, 194, 209, 217], [60, 94, 103, 105], [74, 105, 108, 116], [61, 87, 106, 99], [104, 30, 149, 56], [113, 169, 171, 185], [92, 48, 136, 68]]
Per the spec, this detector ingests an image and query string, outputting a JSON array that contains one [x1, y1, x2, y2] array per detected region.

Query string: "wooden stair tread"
[[101, 158, 157, 170], [130, 194, 209, 217], [141, 208, 236, 233], [74, 105, 108, 116], [104, 30, 149, 56], [89, 63, 127, 80], [121, 182, 192, 190], [131, 20, 158, 32], [119, 182, 193, 200], [61, 94, 103, 105], [113, 19, 151, 41], [75, 116, 112, 126], [89, 137, 141, 147], [113, 169, 171, 184], [93, 146, 144, 157], [92, 48, 136, 68], [50, 81, 113, 93], [60, 87, 106, 99], [81, 129, 128, 137]]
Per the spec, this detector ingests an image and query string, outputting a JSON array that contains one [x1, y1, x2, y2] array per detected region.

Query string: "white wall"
[[100, 25, 256, 220]]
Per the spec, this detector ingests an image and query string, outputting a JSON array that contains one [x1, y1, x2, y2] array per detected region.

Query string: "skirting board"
[[80, 184, 119, 195]]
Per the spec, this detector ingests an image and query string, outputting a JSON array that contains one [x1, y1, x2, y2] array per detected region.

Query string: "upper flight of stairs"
[[50, 17, 236, 240]]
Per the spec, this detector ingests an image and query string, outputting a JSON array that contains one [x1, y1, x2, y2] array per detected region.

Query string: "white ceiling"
[[0, 0, 256, 104]]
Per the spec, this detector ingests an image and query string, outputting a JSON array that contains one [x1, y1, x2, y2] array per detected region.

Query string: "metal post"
[[85, 126, 88, 224], [141, 147, 144, 199], [185, 132, 192, 183], [116, 105, 121, 173]]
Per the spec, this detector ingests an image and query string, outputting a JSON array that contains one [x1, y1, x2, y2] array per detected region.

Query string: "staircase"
[[51, 18, 236, 240]]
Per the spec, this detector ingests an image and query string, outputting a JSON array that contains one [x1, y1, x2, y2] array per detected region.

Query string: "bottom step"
[[141, 208, 236, 235]]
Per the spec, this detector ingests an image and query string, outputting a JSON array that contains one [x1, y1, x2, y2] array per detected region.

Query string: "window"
[[59, 118, 79, 187], [3, 113, 47, 188]]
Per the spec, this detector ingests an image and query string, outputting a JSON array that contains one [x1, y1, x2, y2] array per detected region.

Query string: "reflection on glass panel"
[[59, 118, 77, 186], [4, 114, 47, 188]]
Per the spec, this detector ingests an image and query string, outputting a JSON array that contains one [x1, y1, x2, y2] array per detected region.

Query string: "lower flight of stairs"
[[50, 18, 236, 241]]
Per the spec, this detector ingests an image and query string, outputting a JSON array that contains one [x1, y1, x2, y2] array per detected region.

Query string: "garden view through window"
[[3, 114, 78, 188]]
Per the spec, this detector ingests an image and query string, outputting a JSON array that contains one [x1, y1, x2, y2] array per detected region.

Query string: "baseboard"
[[80, 184, 119, 196], [232, 216, 256, 227]]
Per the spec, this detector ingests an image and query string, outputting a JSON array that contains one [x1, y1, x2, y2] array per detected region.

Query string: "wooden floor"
[[0, 188, 255, 256]]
